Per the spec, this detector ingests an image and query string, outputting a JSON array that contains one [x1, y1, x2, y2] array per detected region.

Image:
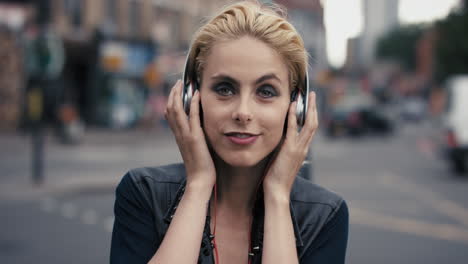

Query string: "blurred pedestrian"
[[110, 1, 348, 263]]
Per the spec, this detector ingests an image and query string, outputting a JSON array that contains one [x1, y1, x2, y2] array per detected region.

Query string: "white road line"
[[351, 206, 468, 244], [380, 171, 468, 229], [316, 148, 346, 159], [61, 202, 78, 219], [40, 197, 58, 213], [104, 216, 114, 233], [38, 198, 115, 233], [417, 138, 436, 160], [81, 209, 98, 225]]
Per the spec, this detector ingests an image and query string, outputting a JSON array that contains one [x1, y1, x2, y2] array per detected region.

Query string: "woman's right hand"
[[165, 80, 216, 190]]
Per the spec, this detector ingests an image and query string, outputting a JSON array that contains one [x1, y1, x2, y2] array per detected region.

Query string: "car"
[[400, 97, 426, 122], [324, 91, 393, 138], [360, 106, 394, 135], [440, 75, 468, 174], [324, 95, 367, 138]]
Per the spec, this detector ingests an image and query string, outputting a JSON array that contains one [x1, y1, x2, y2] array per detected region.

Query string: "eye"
[[257, 85, 278, 98], [213, 82, 235, 96]]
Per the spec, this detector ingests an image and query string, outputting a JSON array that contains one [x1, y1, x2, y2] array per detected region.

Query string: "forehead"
[[202, 36, 289, 85]]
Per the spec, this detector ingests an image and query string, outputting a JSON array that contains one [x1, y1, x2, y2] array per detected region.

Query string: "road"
[[1, 122, 468, 263]]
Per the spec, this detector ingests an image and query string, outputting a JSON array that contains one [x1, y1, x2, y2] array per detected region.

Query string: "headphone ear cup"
[[183, 82, 193, 115], [295, 92, 305, 127], [289, 89, 306, 128], [290, 89, 298, 103]]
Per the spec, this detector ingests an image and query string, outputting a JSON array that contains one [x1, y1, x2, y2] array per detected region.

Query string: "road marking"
[[38, 197, 115, 233], [104, 216, 114, 233], [351, 206, 468, 244], [40, 197, 58, 212], [315, 147, 346, 159], [417, 137, 437, 160], [380, 171, 468, 229], [81, 209, 98, 225], [347, 198, 427, 215], [61, 202, 78, 219]]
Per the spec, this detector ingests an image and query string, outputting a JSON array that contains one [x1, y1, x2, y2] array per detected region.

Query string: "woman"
[[110, 1, 348, 263]]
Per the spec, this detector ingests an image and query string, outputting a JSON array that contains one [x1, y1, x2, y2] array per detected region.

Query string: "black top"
[[110, 164, 348, 264]]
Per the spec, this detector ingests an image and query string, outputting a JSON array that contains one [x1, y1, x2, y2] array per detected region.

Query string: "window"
[[129, 0, 140, 37], [64, 0, 82, 27], [106, 0, 117, 23]]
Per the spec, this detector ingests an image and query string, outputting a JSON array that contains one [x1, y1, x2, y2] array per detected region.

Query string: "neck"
[[212, 155, 269, 216]]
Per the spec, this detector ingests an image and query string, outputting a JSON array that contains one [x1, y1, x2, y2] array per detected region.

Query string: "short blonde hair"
[[188, 0, 308, 91]]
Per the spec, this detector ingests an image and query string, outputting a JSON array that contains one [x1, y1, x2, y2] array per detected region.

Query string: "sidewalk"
[[0, 127, 181, 200]]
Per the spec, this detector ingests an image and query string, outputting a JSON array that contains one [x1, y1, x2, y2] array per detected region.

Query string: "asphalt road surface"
[[1, 122, 468, 263]]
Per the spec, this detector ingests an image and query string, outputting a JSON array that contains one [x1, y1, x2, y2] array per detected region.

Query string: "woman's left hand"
[[263, 91, 318, 202]]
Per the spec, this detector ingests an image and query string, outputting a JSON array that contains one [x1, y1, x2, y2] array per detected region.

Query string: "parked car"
[[324, 94, 367, 137], [360, 106, 394, 135], [324, 92, 393, 138], [400, 96, 426, 122], [440, 75, 468, 174]]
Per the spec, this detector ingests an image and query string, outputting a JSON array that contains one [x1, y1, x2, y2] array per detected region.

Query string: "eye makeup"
[[208, 73, 284, 99], [256, 85, 278, 98], [212, 82, 236, 96]]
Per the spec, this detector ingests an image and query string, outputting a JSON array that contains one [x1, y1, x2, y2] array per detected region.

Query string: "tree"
[[434, 4, 468, 84], [375, 24, 426, 72]]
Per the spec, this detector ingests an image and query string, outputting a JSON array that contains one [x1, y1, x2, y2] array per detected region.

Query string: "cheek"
[[200, 98, 225, 142], [202, 112, 218, 142], [263, 104, 289, 139]]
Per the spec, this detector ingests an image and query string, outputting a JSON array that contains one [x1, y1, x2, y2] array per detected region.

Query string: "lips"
[[225, 132, 259, 145], [225, 132, 257, 137]]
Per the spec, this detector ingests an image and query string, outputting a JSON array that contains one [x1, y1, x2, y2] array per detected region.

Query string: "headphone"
[[182, 49, 310, 128]]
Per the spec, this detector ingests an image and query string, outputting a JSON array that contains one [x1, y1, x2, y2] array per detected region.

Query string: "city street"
[[1, 121, 468, 263]]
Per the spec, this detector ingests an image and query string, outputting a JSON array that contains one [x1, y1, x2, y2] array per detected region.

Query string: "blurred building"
[[360, 0, 400, 68], [0, 2, 33, 131], [0, 26, 23, 130], [344, 36, 363, 73], [3, 0, 326, 130], [24, 0, 230, 129], [275, 0, 328, 73], [51, 0, 225, 51], [415, 29, 437, 82]]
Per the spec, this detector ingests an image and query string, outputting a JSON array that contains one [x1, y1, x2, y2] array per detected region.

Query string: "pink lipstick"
[[225, 133, 258, 145]]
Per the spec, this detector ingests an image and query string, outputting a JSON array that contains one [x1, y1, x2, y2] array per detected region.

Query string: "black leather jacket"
[[110, 163, 348, 264]]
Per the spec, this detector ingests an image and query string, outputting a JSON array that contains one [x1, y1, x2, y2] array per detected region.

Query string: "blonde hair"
[[188, 0, 308, 91]]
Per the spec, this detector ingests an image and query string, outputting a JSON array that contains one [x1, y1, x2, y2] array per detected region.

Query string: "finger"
[[285, 101, 298, 141], [173, 80, 190, 132], [173, 79, 184, 112], [299, 91, 318, 145], [166, 80, 177, 114], [189, 89, 202, 131], [165, 81, 177, 125], [166, 80, 183, 136]]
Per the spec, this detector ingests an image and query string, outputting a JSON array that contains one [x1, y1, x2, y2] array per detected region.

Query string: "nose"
[[231, 96, 253, 124]]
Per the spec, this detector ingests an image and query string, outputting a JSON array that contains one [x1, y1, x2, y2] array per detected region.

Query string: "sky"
[[322, 0, 461, 68]]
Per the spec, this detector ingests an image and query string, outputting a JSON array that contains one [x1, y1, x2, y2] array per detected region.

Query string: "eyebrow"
[[210, 73, 282, 85]]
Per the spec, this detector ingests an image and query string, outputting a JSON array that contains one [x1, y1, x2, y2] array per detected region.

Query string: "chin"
[[214, 149, 271, 168], [225, 156, 261, 168]]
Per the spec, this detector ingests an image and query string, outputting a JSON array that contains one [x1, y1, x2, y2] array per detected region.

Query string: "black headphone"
[[182, 49, 309, 127]]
